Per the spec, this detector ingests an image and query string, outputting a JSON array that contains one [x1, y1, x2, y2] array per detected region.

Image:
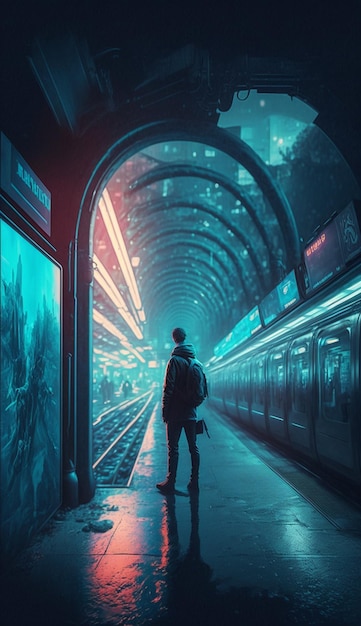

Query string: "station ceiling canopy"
[[3, 2, 361, 362], [92, 119, 306, 360]]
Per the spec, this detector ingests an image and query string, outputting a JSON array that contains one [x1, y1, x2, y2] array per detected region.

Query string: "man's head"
[[172, 327, 186, 344]]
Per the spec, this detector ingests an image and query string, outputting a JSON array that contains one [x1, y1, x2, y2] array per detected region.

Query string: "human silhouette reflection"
[[161, 491, 213, 625], [159, 494, 309, 625]]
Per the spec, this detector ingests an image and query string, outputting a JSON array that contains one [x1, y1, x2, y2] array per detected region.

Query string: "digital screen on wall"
[[248, 305, 262, 335], [277, 269, 300, 310], [0, 218, 61, 557], [304, 220, 344, 292], [335, 201, 361, 263], [214, 306, 262, 358], [260, 270, 300, 326], [260, 288, 280, 326]]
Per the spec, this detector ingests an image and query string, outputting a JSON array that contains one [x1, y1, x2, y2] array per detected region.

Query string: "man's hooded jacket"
[[162, 342, 197, 422]]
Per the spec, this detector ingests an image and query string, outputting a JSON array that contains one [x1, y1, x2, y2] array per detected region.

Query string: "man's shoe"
[[187, 479, 199, 492], [156, 479, 175, 493]]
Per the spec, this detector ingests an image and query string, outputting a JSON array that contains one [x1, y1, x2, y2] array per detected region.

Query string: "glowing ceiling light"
[[94, 347, 125, 363], [93, 253, 143, 340], [350, 279, 361, 291], [286, 316, 306, 328], [98, 188, 144, 318], [93, 309, 145, 363]]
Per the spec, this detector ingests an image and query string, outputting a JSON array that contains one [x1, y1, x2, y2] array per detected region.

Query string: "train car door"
[[237, 358, 251, 426], [250, 352, 267, 433], [287, 335, 317, 459], [266, 346, 288, 442], [210, 367, 225, 413], [314, 322, 356, 478], [223, 361, 238, 417]]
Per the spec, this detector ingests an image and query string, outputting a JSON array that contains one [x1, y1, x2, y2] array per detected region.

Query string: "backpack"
[[184, 358, 208, 407]]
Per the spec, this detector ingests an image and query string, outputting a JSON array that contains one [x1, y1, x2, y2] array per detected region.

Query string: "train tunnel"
[[1, 3, 361, 622]]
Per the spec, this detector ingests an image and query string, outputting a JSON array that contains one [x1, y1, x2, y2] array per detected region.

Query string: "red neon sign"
[[305, 233, 326, 257]]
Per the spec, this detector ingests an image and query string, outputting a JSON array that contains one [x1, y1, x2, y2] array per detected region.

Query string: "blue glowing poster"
[[260, 270, 301, 325], [0, 218, 61, 558]]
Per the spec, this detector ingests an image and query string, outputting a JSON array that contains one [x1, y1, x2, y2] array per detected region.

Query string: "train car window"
[[251, 356, 265, 404], [318, 329, 351, 422], [268, 351, 285, 409], [289, 344, 309, 414]]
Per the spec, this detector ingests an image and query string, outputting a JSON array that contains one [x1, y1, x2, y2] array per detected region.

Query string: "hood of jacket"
[[171, 342, 196, 360]]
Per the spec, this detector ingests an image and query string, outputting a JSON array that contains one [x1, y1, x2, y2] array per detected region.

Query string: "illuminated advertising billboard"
[[304, 220, 343, 291], [260, 270, 300, 326], [304, 202, 361, 293], [214, 306, 261, 358], [0, 218, 61, 557]]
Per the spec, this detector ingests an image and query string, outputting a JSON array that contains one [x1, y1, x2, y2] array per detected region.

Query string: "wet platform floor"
[[2, 406, 361, 625]]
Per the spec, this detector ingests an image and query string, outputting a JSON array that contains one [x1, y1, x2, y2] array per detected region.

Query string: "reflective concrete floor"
[[2, 406, 361, 625]]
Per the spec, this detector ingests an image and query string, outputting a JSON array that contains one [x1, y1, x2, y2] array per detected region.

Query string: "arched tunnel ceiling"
[[92, 112, 361, 363], [92, 130, 298, 359], [3, 2, 361, 363]]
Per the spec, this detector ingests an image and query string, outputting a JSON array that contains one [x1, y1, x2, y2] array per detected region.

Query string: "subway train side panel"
[[210, 368, 227, 415], [314, 316, 361, 481], [221, 361, 238, 417], [266, 345, 288, 442]]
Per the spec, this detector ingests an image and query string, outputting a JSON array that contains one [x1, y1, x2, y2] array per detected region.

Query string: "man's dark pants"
[[166, 419, 200, 484]]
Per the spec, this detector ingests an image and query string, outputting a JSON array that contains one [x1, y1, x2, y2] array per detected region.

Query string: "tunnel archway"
[[74, 99, 361, 502], [74, 116, 296, 500], [128, 198, 270, 290]]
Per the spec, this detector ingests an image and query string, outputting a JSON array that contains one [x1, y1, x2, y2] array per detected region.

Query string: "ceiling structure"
[[92, 127, 300, 363], [2, 1, 361, 365]]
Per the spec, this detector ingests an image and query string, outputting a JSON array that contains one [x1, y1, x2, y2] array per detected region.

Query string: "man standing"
[[156, 328, 200, 494]]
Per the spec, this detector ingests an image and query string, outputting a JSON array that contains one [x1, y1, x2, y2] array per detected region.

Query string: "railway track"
[[92, 391, 159, 487]]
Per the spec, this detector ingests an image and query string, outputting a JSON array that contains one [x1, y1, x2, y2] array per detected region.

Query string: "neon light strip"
[[93, 309, 145, 363], [93, 253, 143, 339], [93, 347, 127, 363], [99, 189, 144, 318]]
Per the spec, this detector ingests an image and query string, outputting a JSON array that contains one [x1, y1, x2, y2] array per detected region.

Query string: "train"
[[207, 201, 361, 494]]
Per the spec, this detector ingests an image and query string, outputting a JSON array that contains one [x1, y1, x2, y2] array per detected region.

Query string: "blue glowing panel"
[[277, 270, 300, 311], [248, 305, 262, 335], [214, 306, 261, 357], [260, 270, 300, 326], [260, 288, 279, 325], [0, 219, 61, 557]]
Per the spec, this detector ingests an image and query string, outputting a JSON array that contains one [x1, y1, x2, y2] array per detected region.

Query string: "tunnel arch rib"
[[126, 163, 278, 279], [74, 117, 302, 503], [127, 196, 270, 291]]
